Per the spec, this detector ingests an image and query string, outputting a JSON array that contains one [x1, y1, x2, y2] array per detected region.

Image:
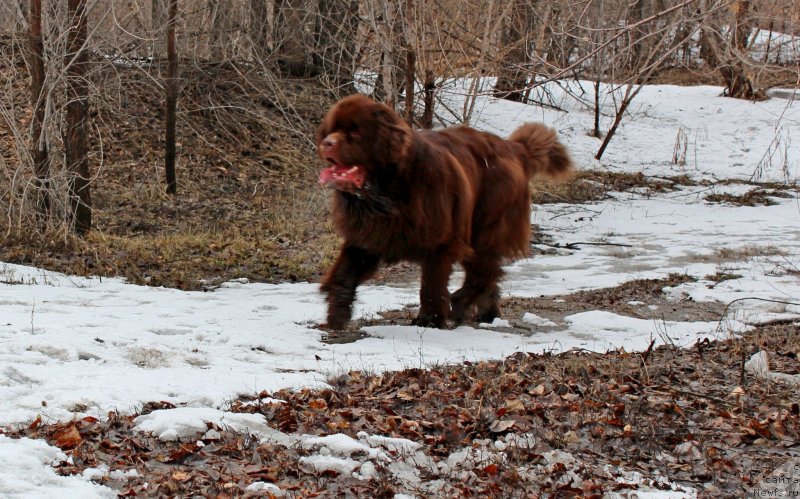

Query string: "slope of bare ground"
[[1, 54, 340, 289]]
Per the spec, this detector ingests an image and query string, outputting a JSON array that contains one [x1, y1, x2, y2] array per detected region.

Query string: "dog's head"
[[316, 95, 412, 194]]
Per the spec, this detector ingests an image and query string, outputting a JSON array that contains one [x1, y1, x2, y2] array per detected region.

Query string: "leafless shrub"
[[0, 0, 797, 239]]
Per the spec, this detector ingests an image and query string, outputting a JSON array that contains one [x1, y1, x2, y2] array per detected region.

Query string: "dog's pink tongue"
[[319, 165, 366, 190], [319, 166, 336, 185]]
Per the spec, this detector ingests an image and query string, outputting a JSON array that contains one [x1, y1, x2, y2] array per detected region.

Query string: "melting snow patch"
[[245, 481, 284, 495], [0, 435, 117, 498], [745, 351, 800, 386], [298, 454, 360, 475], [607, 468, 698, 498], [133, 407, 280, 442], [479, 318, 511, 328], [522, 312, 558, 327], [302, 433, 386, 460], [358, 432, 422, 454]]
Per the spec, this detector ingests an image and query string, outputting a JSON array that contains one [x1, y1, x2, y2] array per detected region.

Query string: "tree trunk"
[[592, 78, 601, 139], [494, 1, 529, 102], [165, 0, 178, 194], [29, 0, 50, 219], [420, 69, 435, 129], [725, 0, 755, 99], [699, 0, 757, 99], [368, 0, 404, 109], [628, 0, 646, 71], [209, 0, 222, 61], [65, 0, 92, 234], [595, 86, 643, 161], [402, 0, 415, 124], [249, 0, 270, 63], [314, 0, 360, 90], [152, 0, 165, 55], [275, 0, 310, 76]]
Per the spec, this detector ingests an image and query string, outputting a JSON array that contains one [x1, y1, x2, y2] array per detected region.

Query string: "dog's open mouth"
[[319, 162, 366, 191]]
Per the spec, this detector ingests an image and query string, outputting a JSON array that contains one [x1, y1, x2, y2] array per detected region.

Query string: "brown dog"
[[317, 95, 573, 329]]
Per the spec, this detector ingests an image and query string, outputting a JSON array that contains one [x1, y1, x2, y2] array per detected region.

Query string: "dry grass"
[[705, 186, 795, 206], [0, 59, 342, 289], [714, 244, 787, 262], [531, 170, 695, 204]]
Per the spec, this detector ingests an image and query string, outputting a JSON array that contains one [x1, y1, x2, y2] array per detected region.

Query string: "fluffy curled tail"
[[509, 123, 574, 181]]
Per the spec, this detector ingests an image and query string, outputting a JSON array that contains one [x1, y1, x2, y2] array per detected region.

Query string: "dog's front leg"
[[320, 246, 380, 330], [414, 250, 455, 329]]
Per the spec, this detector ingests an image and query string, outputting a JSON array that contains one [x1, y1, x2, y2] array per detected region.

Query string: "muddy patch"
[[499, 274, 726, 332], [322, 275, 727, 344]]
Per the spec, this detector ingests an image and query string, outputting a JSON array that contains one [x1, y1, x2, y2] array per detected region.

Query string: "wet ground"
[[321, 274, 727, 344]]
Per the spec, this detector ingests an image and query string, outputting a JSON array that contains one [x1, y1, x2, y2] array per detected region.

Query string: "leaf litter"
[[7, 319, 799, 497]]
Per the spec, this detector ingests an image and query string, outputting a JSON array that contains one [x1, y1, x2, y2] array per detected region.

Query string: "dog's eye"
[[349, 130, 361, 138]]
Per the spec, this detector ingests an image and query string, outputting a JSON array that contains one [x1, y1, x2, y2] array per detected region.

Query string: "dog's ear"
[[372, 106, 412, 164]]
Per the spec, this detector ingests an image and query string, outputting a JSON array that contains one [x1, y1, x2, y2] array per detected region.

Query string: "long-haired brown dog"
[[317, 95, 573, 329]]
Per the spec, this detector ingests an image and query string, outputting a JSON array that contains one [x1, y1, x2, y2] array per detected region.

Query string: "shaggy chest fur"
[[332, 186, 465, 262]]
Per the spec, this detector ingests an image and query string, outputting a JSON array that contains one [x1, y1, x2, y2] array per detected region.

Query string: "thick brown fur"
[[318, 94, 573, 329]]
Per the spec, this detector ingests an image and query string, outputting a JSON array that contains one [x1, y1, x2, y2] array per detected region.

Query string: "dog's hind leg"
[[414, 249, 458, 329], [451, 254, 503, 325]]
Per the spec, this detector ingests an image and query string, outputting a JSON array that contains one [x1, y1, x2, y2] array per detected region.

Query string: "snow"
[[0, 435, 116, 498], [1, 80, 799, 496], [746, 351, 800, 386], [132, 407, 297, 446], [245, 481, 284, 495], [522, 312, 557, 327], [298, 454, 361, 475]]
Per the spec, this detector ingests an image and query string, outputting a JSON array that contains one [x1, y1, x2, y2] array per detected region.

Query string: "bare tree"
[[249, 0, 271, 63], [699, 0, 760, 99], [275, 0, 313, 76], [494, 0, 532, 102], [595, 1, 702, 159], [402, 0, 416, 123], [65, 0, 92, 234], [314, 0, 360, 93], [165, 0, 178, 194], [365, 0, 405, 108], [29, 0, 49, 219]]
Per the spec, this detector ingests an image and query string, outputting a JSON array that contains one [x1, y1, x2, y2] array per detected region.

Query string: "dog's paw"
[[411, 313, 446, 329]]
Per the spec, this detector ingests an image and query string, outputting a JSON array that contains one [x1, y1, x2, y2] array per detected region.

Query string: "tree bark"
[[249, 0, 271, 63], [724, 0, 755, 98], [494, 0, 529, 102], [314, 0, 360, 90], [402, 0, 415, 124], [275, 0, 311, 76], [152, 0, 165, 55], [420, 69, 435, 129], [29, 0, 50, 219], [699, 0, 756, 99], [628, 0, 646, 71], [165, 0, 178, 194], [65, 0, 92, 234]]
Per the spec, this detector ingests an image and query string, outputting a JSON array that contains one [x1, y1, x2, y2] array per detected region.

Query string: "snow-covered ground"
[[1, 83, 798, 497]]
